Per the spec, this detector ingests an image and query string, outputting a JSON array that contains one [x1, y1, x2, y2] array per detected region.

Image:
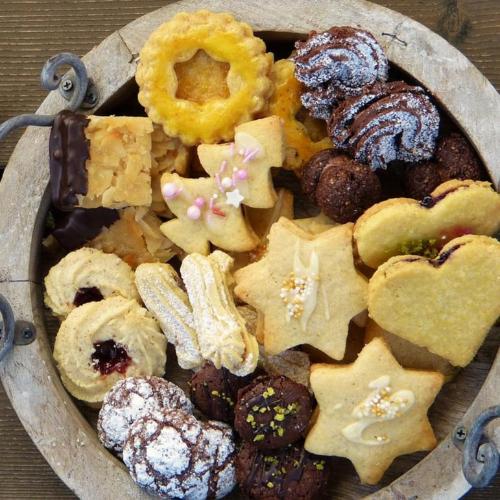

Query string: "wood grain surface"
[[0, 1, 498, 498]]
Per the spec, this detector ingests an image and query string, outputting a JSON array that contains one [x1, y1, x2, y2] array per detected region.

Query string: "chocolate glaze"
[[52, 207, 119, 250], [49, 110, 90, 211]]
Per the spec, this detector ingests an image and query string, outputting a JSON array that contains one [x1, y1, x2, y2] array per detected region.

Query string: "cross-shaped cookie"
[[234, 217, 368, 360], [305, 337, 444, 484]]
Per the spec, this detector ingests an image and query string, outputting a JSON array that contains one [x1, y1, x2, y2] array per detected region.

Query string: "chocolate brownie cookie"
[[234, 375, 312, 449]]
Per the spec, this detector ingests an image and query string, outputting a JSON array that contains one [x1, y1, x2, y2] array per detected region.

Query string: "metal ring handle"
[[0, 52, 91, 141], [462, 405, 500, 488], [0, 293, 16, 362]]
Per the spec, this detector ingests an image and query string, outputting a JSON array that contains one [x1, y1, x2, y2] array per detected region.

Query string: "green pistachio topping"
[[254, 434, 265, 442], [399, 238, 439, 258]]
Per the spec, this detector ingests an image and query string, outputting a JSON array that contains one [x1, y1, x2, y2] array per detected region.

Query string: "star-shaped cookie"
[[160, 172, 259, 255], [305, 337, 444, 484], [197, 116, 285, 208], [234, 217, 368, 359]]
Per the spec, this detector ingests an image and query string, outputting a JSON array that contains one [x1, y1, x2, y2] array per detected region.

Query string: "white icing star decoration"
[[226, 189, 244, 208]]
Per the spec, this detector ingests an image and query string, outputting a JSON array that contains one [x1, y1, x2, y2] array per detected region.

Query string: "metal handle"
[[454, 405, 500, 488], [0, 293, 36, 363], [0, 52, 96, 142]]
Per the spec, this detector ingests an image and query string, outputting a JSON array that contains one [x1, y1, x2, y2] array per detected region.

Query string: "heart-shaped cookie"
[[368, 235, 500, 366], [354, 179, 500, 268]]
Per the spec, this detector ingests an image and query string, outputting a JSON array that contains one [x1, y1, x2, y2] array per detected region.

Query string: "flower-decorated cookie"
[[197, 116, 285, 209], [368, 235, 500, 367], [136, 10, 273, 145], [135, 263, 203, 370], [234, 218, 368, 360], [53, 297, 166, 403], [160, 172, 259, 255], [354, 179, 500, 268], [305, 338, 443, 484], [181, 251, 259, 376], [44, 247, 139, 319]]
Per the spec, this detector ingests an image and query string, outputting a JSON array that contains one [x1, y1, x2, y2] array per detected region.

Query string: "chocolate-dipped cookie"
[[301, 149, 382, 222], [234, 375, 312, 449], [236, 441, 329, 500], [190, 362, 255, 423]]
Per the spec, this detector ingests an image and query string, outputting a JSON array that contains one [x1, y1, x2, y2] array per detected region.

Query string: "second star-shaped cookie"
[[234, 217, 368, 359], [305, 338, 444, 484]]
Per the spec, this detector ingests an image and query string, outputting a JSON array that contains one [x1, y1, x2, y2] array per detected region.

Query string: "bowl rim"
[[0, 1, 499, 499]]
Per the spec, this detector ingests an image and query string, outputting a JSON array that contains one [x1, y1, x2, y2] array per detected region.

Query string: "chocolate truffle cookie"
[[236, 441, 329, 500], [402, 161, 442, 199], [301, 149, 382, 222], [234, 375, 312, 449], [123, 409, 236, 499], [190, 362, 255, 423], [97, 376, 193, 454]]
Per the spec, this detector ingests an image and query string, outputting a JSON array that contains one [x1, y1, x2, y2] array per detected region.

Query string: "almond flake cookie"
[[234, 218, 368, 360], [97, 376, 193, 454], [354, 179, 500, 268], [53, 297, 166, 404], [44, 247, 138, 319], [368, 235, 500, 367], [123, 409, 236, 499], [305, 338, 443, 484]]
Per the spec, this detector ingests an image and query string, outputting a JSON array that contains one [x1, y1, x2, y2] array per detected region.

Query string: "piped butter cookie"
[[305, 338, 443, 484], [354, 179, 500, 268], [368, 235, 500, 367], [53, 297, 166, 404], [234, 218, 368, 360], [44, 247, 138, 319]]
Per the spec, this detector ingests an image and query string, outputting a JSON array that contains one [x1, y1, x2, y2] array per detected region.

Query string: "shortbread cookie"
[[160, 172, 259, 254], [97, 376, 193, 453], [354, 179, 500, 268], [198, 116, 285, 209], [136, 10, 273, 145], [234, 218, 368, 360], [53, 297, 166, 403], [49, 111, 154, 210], [88, 207, 176, 269], [292, 213, 337, 235], [305, 338, 443, 484], [135, 262, 202, 370], [181, 251, 259, 376], [365, 320, 456, 380], [368, 235, 500, 367], [44, 247, 138, 319]]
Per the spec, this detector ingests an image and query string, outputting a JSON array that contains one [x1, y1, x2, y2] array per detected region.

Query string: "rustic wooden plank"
[[0, 1, 499, 499]]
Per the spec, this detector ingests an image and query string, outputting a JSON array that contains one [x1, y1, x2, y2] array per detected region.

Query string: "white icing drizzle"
[[342, 375, 415, 446]]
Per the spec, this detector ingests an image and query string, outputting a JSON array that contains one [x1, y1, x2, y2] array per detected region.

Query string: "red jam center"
[[438, 226, 473, 247], [91, 340, 131, 376], [73, 287, 104, 307]]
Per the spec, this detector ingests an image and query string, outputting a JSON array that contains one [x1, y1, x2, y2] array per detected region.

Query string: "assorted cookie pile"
[[41, 10, 500, 499]]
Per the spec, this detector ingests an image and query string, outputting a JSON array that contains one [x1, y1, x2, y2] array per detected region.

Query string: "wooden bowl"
[[0, 1, 498, 498]]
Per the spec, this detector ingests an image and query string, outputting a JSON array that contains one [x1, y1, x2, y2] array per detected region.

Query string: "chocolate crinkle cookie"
[[123, 409, 237, 499], [301, 148, 382, 222], [190, 361, 255, 423], [294, 26, 388, 120], [234, 375, 312, 449], [236, 441, 329, 500], [97, 376, 193, 454]]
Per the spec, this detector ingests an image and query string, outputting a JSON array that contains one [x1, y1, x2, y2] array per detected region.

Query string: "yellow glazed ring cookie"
[[136, 10, 274, 145], [265, 60, 332, 170], [53, 297, 166, 404], [44, 247, 139, 319]]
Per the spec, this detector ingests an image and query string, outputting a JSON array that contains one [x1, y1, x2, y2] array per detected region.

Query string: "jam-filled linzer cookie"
[[49, 111, 154, 210], [236, 441, 329, 499], [368, 235, 500, 367], [136, 10, 273, 145], [44, 247, 139, 318], [234, 217, 368, 360], [97, 376, 193, 454], [234, 375, 313, 449], [53, 297, 166, 404], [354, 179, 500, 268], [305, 338, 443, 485]]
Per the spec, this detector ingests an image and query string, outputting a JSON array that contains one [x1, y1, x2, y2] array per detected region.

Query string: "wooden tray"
[[0, 1, 499, 498]]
